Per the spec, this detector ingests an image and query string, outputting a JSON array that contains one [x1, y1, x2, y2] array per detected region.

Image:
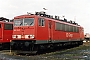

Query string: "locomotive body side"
[[0, 21, 13, 49], [36, 17, 84, 44]]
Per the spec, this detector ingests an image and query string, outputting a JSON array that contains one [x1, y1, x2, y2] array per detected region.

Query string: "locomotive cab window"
[[24, 18, 34, 26], [38, 18, 45, 26], [14, 18, 34, 26], [14, 19, 23, 26], [4, 23, 13, 30]]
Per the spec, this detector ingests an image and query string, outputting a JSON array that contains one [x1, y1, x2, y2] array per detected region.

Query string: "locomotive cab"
[[11, 15, 36, 51], [13, 18, 35, 39]]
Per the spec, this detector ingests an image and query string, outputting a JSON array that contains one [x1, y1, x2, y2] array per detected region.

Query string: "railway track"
[[0, 42, 89, 60]]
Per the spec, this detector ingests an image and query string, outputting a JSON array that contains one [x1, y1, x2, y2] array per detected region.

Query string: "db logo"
[[66, 33, 73, 37]]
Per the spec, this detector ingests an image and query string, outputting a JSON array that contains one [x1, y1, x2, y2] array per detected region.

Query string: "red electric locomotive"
[[0, 17, 13, 49], [11, 12, 84, 53]]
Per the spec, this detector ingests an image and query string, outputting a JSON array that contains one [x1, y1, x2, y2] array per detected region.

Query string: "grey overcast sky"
[[0, 0, 90, 33]]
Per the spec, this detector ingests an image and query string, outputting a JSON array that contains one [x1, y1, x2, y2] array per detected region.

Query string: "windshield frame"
[[14, 18, 34, 26]]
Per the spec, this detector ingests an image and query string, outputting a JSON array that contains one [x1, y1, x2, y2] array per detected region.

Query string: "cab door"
[[48, 20, 52, 42], [0, 24, 2, 39]]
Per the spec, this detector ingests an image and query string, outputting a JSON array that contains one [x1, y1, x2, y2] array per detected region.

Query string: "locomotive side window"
[[55, 22, 79, 32], [73, 26, 76, 32], [55, 22, 63, 30], [38, 18, 45, 26], [76, 27, 79, 32], [69, 25, 73, 32], [73, 26, 75, 32], [73, 26, 79, 32], [59, 23, 62, 30], [62, 24, 65, 31], [55, 22, 60, 30], [4, 23, 13, 30], [68, 25, 71, 32], [65, 25, 69, 31], [71, 26, 73, 32]]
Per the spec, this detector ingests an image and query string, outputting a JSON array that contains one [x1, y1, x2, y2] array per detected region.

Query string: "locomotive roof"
[[0, 21, 13, 24], [0, 17, 9, 21], [14, 12, 82, 27], [0, 17, 12, 24]]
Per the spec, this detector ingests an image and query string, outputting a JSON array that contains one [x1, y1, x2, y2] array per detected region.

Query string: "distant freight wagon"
[[85, 33, 90, 40]]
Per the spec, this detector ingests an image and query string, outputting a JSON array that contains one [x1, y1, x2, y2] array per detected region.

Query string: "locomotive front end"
[[11, 16, 36, 52]]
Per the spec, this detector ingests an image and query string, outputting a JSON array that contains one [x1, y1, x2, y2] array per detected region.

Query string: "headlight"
[[12, 35, 16, 38], [25, 35, 35, 39], [17, 35, 21, 38], [30, 35, 34, 39], [12, 35, 21, 38]]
